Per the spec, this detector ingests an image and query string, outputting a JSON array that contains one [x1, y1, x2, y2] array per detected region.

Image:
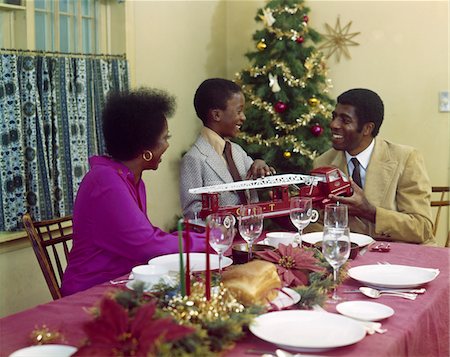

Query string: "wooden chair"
[[22, 213, 73, 300], [431, 186, 450, 245]]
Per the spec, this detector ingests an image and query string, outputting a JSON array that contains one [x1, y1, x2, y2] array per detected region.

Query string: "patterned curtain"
[[0, 53, 129, 231]]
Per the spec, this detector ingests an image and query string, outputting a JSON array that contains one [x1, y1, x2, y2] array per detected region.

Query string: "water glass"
[[206, 213, 236, 273], [289, 197, 313, 247], [324, 203, 348, 228], [322, 226, 351, 302], [238, 205, 263, 261]]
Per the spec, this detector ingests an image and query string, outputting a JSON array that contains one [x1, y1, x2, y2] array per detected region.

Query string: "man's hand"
[[327, 180, 376, 223], [246, 159, 276, 179]]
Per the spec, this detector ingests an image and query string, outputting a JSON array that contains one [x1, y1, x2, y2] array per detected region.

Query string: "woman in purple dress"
[[61, 88, 205, 296]]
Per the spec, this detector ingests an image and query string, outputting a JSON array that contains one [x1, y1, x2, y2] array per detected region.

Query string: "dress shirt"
[[345, 139, 375, 188], [201, 126, 226, 164]]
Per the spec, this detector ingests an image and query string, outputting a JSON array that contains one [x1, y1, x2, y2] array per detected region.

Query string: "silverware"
[[344, 287, 426, 294], [109, 279, 132, 285], [359, 287, 417, 300]]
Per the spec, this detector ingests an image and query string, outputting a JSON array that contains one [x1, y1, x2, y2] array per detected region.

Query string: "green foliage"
[[235, 0, 335, 174]]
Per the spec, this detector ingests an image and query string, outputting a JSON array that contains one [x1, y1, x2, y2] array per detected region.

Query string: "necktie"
[[351, 157, 363, 188], [224, 141, 247, 204]]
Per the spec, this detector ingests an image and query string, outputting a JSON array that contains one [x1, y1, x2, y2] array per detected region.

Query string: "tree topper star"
[[319, 17, 360, 62]]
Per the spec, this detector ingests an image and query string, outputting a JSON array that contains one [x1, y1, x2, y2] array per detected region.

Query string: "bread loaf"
[[222, 260, 281, 306]]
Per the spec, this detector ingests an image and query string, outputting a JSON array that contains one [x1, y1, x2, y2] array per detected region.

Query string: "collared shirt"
[[345, 138, 375, 188], [201, 126, 226, 163]]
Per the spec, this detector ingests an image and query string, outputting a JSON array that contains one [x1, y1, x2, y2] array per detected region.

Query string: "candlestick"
[[177, 219, 186, 296], [205, 224, 211, 300], [184, 219, 191, 296]]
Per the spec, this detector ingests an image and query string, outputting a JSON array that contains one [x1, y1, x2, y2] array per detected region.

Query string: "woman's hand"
[[245, 159, 276, 180]]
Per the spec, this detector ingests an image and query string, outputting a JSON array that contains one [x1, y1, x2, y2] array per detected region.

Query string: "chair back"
[[431, 186, 450, 245], [22, 213, 73, 300]]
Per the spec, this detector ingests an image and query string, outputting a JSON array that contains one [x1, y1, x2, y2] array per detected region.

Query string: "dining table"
[[0, 240, 448, 357]]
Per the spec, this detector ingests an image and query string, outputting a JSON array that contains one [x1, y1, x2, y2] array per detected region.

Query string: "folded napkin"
[[312, 305, 387, 335]]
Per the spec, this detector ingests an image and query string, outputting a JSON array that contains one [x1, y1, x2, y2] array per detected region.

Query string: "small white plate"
[[336, 301, 394, 321], [250, 310, 366, 352], [348, 264, 440, 288], [9, 345, 77, 357], [148, 253, 232, 273], [302, 231, 375, 247], [125, 275, 174, 292], [271, 288, 301, 309]]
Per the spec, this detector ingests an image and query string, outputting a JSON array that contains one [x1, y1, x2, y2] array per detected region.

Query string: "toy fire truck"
[[188, 166, 352, 220]]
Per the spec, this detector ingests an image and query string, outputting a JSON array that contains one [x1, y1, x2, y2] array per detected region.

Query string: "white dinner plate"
[[148, 253, 232, 273], [348, 264, 440, 288], [302, 231, 375, 247], [9, 345, 77, 357], [250, 310, 366, 352], [271, 288, 301, 309], [336, 301, 395, 321]]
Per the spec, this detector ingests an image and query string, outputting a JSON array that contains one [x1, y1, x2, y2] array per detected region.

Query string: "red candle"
[[184, 219, 191, 296], [205, 224, 211, 300]]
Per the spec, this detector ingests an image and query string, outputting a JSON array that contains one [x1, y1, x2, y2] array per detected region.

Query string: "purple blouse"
[[61, 156, 205, 296]]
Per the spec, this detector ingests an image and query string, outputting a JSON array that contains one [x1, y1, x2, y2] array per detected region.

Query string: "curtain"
[[0, 53, 129, 231]]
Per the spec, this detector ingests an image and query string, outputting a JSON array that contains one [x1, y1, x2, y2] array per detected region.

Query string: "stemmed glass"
[[206, 213, 236, 273], [322, 226, 351, 302], [324, 203, 348, 228], [238, 205, 263, 261], [289, 197, 313, 247]]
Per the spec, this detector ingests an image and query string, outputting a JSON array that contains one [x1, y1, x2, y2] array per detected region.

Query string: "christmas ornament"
[[303, 15, 309, 23], [256, 40, 267, 51], [274, 101, 287, 113], [30, 325, 64, 345], [283, 151, 292, 159], [308, 97, 319, 106], [319, 16, 360, 62], [295, 36, 304, 44], [268, 73, 281, 93], [260, 8, 276, 27], [310, 124, 324, 137]]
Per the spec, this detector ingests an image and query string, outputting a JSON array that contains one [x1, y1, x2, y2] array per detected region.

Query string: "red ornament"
[[295, 36, 304, 44], [310, 124, 324, 137], [274, 101, 287, 113], [303, 15, 309, 23]]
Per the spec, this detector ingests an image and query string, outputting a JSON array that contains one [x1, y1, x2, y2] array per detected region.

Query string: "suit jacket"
[[313, 138, 434, 244], [180, 136, 258, 218]]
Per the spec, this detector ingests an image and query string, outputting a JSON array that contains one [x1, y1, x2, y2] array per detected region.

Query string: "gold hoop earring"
[[142, 151, 153, 162]]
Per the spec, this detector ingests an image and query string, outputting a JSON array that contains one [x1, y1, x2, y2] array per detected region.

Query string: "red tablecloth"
[[0, 242, 449, 357]]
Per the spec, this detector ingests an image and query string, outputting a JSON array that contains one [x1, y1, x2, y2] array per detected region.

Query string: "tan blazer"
[[313, 138, 434, 244]]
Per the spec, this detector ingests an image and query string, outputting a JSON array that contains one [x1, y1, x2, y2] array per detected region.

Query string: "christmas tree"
[[235, 0, 334, 174]]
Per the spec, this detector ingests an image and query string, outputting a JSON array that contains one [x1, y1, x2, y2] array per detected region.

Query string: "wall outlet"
[[439, 91, 449, 112]]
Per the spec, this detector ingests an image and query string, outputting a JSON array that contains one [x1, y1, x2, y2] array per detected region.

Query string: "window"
[[34, 0, 98, 53]]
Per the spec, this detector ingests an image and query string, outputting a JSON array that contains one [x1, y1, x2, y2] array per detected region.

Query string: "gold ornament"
[[308, 97, 319, 106], [163, 281, 244, 324], [30, 325, 64, 345], [256, 40, 267, 51], [283, 151, 292, 159], [319, 16, 360, 62]]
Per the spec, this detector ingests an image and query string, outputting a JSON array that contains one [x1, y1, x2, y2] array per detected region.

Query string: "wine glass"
[[238, 205, 263, 261], [206, 213, 236, 273], [289, 197, 313, 247], [324, 203, 348, 228], [322, 226, 351, 302]]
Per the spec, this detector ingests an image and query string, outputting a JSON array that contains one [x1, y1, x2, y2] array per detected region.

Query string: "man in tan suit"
[[313, 88, 434, 244]]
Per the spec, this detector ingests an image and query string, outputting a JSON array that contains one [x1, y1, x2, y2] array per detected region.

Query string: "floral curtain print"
[[0, 52, 129, 231]]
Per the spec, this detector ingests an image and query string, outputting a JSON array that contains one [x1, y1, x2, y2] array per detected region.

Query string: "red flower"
[[256, 244, 325, 288], [74, 298, 194, 356]]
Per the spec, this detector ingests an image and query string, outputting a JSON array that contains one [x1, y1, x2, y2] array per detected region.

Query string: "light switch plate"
[[439, 91, 449, 112]]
